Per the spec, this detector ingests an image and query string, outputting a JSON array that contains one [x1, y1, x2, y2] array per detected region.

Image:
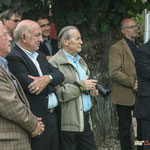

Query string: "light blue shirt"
[[19, 45, 58, 109], [63, 50, 92, 112], [0, 56, 9, 73], [0, 56, 18, 88]]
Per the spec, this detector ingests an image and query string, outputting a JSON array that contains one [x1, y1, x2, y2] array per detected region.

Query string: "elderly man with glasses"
[[109, 18, 143, 150], [6, 20, 64, 150]]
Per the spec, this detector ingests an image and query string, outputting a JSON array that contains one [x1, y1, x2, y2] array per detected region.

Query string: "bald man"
[[6, 20, 64, 150], [109, 18, 142, 150], [0, 22, 44, 150]]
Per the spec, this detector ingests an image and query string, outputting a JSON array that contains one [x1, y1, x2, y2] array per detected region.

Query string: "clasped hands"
[[133, 80, 138, 92], [32, 118, 45, 137], [28, 75, 51, 95], [83, 79, 99, 96]]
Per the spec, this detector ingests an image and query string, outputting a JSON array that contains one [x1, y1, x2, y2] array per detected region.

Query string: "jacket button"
[[80, 129, 83, 131]]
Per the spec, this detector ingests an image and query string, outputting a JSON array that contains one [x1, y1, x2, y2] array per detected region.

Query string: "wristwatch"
[[48, 74, 53, 83]]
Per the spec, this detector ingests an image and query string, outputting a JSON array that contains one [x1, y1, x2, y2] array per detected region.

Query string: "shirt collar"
[[124, 37, 139, 46], [62, 49, 80, 63], [17, 44, 39, 60], [0, 56, 8, 68], [42, 37, 52, 44]]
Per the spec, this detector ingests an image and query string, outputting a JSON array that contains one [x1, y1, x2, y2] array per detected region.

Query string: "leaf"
[[108, 13, 115, 20], [100, 22, 110, 32], [136, 14, 144, 23], [113, 16, 121, 25], [88, 0, 102, 8], [1, 0, 11, 5], [67, 11, 86, 25]]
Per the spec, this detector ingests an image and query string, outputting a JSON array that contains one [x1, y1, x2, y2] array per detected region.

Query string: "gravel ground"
[[98, 139, 140, 150]]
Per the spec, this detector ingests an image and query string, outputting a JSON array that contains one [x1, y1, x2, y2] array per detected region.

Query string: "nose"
[[45, 25, 49, 29], [7, 34, 12, 41], [133, 25, 138, 30], [80, 39, 83, 44], [39, 35, 43, 42]]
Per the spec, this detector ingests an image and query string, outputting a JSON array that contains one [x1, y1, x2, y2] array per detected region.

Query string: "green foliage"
[[0, 0, 53, 14], [0, 0, 149, 37], [51, 0, 149, 34]]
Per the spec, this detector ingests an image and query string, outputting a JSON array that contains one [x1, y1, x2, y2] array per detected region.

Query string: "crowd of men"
[[0, 9, 98, 150], [0, 8, 150, 150]]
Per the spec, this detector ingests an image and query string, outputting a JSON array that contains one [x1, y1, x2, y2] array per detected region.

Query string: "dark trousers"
[[117, 105, 143, 150], [141, 119, 150, 150], [60, 112, 97, 150], [31, 112, 59, 150]]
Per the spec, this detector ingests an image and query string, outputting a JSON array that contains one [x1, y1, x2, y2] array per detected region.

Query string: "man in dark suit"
[[7, 20, 64, 150], [36, 12, 59, 60], [0, 21, 44, 150], [134, 40, 150, 150]]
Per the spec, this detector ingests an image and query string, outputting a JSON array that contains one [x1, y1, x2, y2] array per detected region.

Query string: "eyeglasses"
[[123, 25, 138, 29], [9, 19, 22, 23]]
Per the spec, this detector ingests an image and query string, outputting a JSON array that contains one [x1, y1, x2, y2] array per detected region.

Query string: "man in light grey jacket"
[[49, 26, 98, 150]]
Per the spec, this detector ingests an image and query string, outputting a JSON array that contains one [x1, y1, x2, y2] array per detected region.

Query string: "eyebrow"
[[40, 23, 50, 27]]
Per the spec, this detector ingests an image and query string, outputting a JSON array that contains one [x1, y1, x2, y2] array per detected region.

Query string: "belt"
[[84, 111, 89, 116], [48, 108, 55, 113]]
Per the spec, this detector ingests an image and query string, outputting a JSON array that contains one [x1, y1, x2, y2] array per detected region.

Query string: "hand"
[[83, 79, 97, 91], [133, 80, 138, 92], [28, 75, 50, 95], [32, 118, 45, 137], [46, 56, 52, 60], [90, 88, 99, 96]]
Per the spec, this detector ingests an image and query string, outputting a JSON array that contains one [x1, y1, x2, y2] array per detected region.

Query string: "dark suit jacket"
[[39, 38, 59, 56], [134, 40, 150, 120], [0, 64, 37, 150], [6, 44, 64, 138]]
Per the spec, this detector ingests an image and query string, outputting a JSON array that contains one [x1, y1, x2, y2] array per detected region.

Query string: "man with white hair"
[[0, 22, 44, 150], [7, 20, 64, 150]]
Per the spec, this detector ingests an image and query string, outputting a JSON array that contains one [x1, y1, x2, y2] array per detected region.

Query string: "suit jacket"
[[0, 64, 37, 150], [109, 38, 137, 106], [134, 40, 150, 119], [6, 44, 64, 138], [39, 38, 59, 56]]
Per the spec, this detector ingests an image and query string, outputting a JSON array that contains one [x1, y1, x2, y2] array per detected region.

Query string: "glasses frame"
[[8, 19, 22, 23], [122, 25, 138, 30]]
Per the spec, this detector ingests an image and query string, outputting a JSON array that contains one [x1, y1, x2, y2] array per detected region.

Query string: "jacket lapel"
[[0, 64, 29, 107], [16, 45, 40, 76], [36, 54, 47, 75], [11, 73, 29, 107], [122, 39, 135, 63]]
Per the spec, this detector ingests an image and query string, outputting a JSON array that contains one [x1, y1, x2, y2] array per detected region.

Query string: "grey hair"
[[58, 26, 79, 49], [13, 23, 30, 43]]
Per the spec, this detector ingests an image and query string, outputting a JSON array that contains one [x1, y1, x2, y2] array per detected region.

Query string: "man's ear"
[[63, 39, 69, 46], [21, 33, 27, 43], [3, 18, 7, 25], [121, 29, 125, 35]]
